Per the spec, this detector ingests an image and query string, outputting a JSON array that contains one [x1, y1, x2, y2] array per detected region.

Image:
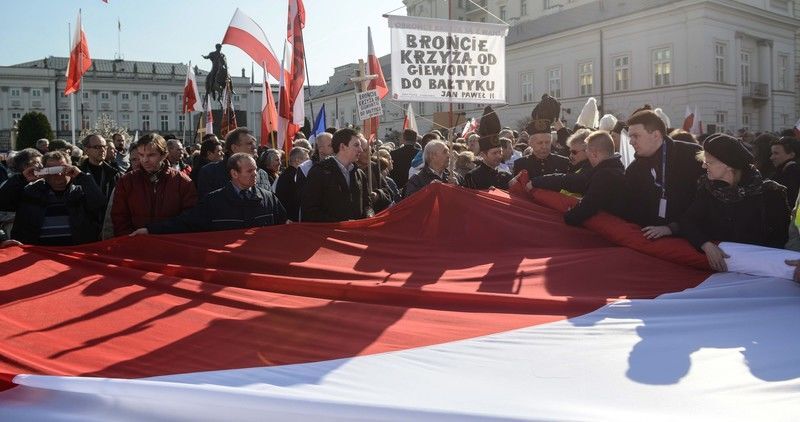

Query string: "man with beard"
[[111, 133, 197, 236]]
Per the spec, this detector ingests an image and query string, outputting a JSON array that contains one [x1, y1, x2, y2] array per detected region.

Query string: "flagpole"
[[77, 9, 84, 144], [68, 20, 76, 144], [303, 55, 314, 124]]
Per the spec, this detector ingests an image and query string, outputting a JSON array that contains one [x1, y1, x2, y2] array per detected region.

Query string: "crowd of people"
[[1, 95, 800, 276]]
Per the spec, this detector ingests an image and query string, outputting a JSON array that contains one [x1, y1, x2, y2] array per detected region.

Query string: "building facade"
[[304, 0, 799, 137], [0, 57, 258, 150]]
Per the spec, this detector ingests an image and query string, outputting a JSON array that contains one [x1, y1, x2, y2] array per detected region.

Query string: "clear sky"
[[0, 0, 406, 85]]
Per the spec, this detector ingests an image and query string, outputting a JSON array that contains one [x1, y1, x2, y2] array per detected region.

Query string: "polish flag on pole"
[[205, 95, 214, 136], [261, 62, 279, 147], [64, 10, 92, 95], [182, 62, 201, 113], [277, 0, 306, 156], [403, 104, 418, 133], [364, 27, 388, 141], [690, 106, 701, 135], [222, 8, 282, 81], [681, 105, 694, 132]]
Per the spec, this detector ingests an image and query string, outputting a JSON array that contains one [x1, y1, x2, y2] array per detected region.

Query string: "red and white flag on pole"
[[261, 63, 279, 147], [220, 82, 238, 138], [222, 8, 282, 81], [182, 62, 201, 113], [364, 26, 388, 141], [681, 106, 694, 132], [277, 0, 306, 155], [64, 10, 92, 95], [403, 103, 418, 133], [205, 95, 214, 136]]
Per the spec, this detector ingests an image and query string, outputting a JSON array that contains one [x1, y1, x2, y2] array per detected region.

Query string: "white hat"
[[598, 114, 618, 132], [576, 97, 599, 129]]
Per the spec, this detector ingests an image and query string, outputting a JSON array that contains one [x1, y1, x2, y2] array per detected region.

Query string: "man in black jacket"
[[301, 128, 374, 222], [0, 151, 105, 245], [79, 134, 120, 205], [130, 153, 286, 235], [404, 140, 463, 197], [389, 129, 421, 189], [197, 127, 273, 198], [536, 132, 628, 226], [512, 120, 570, 178], [625, 109, 704, 239], [274, 146, 309, 222], [769, 136, 800, 206]]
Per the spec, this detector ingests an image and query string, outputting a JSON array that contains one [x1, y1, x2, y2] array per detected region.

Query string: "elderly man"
[[197, 127, 273, 197], [131, 153, 286, 235], [511, 123, 569, 179], [111, 133, 197, 236], [80, 134, 121, 204], [404, 140, 463, 197], [35, 138, 49, 155], [389, 129, 421, 189], [275, 146, 309, 221], [166, 138, 192, 177], [464, 135, 513, 190], [625, 108, 703, 239], [0, 151, 104, 245], [301, 128, 373, 222]]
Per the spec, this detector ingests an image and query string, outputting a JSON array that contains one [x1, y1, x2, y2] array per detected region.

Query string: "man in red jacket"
[[111, 133, 197, 236]]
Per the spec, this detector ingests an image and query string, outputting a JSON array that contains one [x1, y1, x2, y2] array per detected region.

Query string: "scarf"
[[700, 167, 764, 204]]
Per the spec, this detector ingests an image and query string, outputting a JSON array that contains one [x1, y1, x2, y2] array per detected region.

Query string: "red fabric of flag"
[[64, 12, 92, 96]]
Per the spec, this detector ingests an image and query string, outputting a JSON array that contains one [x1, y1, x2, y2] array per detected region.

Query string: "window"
[[82, 92, 90, 100], [652, 47, 671, 86], [141, 93, 150, 101], [158, 94, 167, 101], [101, 92, 110, 100], [418, 102, 425, 114], [520, 0, 528, 15], [741, 113, 750, 130], [10, 88, 20, 97], [521, 71, 534, 102], [547, 67, 561, 99], [142, 114, 151, 131], [31, 89, 42, 97], [578, 62, 593, 96], [233, 94, 241, 102], [59, 113, 70, 131], [614, 55, 630, 91], [777, 54, 789, 90], [434, 103, 443, 113], [544, 0, 558, 9], [351, 109, 357, 126], [740, 51, 750, 86], [178, 114, 185, 132], [457, 103, 465, 111], [121, 92, 130, 100], [178, 94, 183, 102], [120, 113, 130, 127], [714, 42, 726, 83], [82, 114, 91, 130], [160, 115, 169, 132], [11, 112, 22, 121], [499, 6, 506, 20], [715, 111, 726, 133]]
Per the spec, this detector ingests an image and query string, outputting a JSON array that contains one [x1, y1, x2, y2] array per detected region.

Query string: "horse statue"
[[203, 44, 230, 103]]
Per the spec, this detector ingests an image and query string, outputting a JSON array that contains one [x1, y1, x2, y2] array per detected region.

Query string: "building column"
[[734, 32, 743, 133], [757, 39, 773, 132]]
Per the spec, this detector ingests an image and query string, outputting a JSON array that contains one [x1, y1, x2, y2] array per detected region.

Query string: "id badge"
[[658, 198, 667, 219]]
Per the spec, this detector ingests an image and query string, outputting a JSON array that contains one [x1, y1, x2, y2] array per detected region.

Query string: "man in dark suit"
[[389, 129, 421, 189], [274, 146, 310, 222], [300, 128, 374, 222]]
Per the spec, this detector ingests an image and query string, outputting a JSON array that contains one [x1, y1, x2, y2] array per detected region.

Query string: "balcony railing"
[[742, 82, 769, 100]]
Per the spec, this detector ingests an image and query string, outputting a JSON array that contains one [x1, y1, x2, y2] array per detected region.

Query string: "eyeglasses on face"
[[569, 149, 584, 155]]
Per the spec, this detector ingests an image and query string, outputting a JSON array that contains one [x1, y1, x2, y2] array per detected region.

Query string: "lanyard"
[[651, 141, 667, 199]]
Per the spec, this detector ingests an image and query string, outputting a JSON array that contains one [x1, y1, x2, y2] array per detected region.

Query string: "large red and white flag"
[[222, 8, 282, 81], [364, 26, 388, 141], [261, 63, 279, 147], [181, 62, 201, 113], [64, 11, 92, 95], [403, 103, 418, 133]]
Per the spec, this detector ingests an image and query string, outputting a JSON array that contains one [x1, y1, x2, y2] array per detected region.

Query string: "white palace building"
[[0, 0, 798, 149]]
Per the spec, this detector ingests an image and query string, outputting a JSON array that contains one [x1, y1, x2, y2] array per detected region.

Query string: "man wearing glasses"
[[80, 134, 121, 207]]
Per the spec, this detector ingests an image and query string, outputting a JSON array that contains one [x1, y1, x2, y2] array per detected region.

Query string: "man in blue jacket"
[[130, 153, 286, 235], [196, 127, 273, 198]]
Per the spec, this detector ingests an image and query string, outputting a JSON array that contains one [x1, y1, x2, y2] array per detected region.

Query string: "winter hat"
[[598, 114, 618, 132], [576, 97, 599, 130], [703, 134, 754, 170], [527, 94, 561, 135], [478, 106, 502, 152]]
